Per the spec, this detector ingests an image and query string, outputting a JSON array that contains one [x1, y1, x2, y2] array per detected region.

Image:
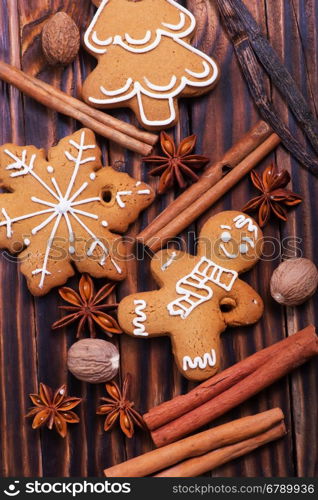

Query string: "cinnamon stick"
[[144, 325, 300, 432], [155, 422, 286, 477], [139, 133, 281, 253], [137, 120, 273, 245], [0, 61, 157, 155], [104, 408, 284, 477], [148, 325, 317, 447]]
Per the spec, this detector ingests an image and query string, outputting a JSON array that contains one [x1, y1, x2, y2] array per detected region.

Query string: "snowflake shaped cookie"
[[0, 129, 154, 295]]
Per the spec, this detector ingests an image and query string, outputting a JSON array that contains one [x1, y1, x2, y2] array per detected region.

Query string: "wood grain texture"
[[265, 0, 318, 477], [0, 0, 317, 477]]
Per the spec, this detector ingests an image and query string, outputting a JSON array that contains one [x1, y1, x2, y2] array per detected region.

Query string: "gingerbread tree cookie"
[[83, 0, 219, 130], [118, 211, 264, 381], [0, 129, 154, 296]]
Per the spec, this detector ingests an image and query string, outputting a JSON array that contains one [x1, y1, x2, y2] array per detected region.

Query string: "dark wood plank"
[[191, 0, 293, 477], [265, 0, 318, 478], [17, 0, 96, 478], [0, 0, 43, 478]]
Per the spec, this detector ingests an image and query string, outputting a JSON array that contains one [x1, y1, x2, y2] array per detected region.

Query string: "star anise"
[[26, 383, 82, 438], [143, 132, 210, 194], [242, 164, 303, 227], [52, 274, 122, 338], [96, 375, 145, 438]]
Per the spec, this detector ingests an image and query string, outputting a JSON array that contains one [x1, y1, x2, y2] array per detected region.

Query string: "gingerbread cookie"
[[118, 211, 264, 381], [0, 129, 154, 296], [83, 0, 220, 130]]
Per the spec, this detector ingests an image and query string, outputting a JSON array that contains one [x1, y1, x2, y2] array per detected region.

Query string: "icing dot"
[[253, 299, 258, 304], [69, 246, 75, 255], [24, 238, 31, 246], [101, 220, 108, 227], [239, 243, 248, 254], [221, 231, 231, 243], [90, 173, 96, 180], [56, 200, 71, 214], [47, 166, 54, 174]]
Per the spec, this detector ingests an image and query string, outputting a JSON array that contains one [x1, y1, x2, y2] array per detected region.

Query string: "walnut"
[[67, 339, 119, 384], [42, 12, 80, 66], [270, 258, 318, 306]]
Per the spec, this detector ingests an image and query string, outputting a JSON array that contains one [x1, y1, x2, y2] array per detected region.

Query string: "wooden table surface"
[[0, 0, 317, 478]]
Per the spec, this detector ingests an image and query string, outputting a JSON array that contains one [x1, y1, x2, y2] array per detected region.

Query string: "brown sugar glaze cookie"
[[83, 0, 220, 130], [118, 211, 264, 381], [0, 128, 154, 295]]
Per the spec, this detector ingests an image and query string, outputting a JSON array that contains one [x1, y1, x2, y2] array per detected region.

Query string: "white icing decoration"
[[47, 166, 54, 174], [5, 149, 36, 178], [32, 214, 62, 284], [183, 349, 217, 371], [220, 244, 238, 260], [89, 42, 219, 127], [242, 236, 255, 249], [84, 0, 196, 55], [110, 258, 122, 274], [1, 208, 13, 237], [133, 299, 148, 336], [220, 225, 231, 230], [24, 238, 30, 246], [162, 12, 186, 31], [137, 189, 151, 195], [91, 31, 112, 51], [69, 246, 75, 255], [32, 268, 51, 278], [185, 61, 211, 79], [31, 212, 57, 235], [65, 151, 96, 165], [125, 31, 151, 45], [239, 243, 248, 254], [221, 231, 231, 243], [100, 78, 133, 97], [101, 220, 108, 227], [220, 217, 258, 259], [0, 131, 122, 288], [143, 75, 177, 92], [84, 1, 218, 127], [135, 181, 142, 186], [115, 187, 151, 208], [161, 251, 177, 271], [167, 257, 238, 319], [113, 33, 162, 53], [233, 215, 258, 238], [90, 173, 96, 180], [116, 190, 133, 208]]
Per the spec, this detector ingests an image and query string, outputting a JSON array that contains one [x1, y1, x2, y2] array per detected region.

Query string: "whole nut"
[[67, 339, 119, 384], [42, 12, 80, 66], [270, 258, 318, 306]]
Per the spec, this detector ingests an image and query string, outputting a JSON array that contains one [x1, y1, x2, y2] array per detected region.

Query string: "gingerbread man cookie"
[[118, 211, 264, 381], [0, 128, 154, 295], [83, 0, 219, 130]]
